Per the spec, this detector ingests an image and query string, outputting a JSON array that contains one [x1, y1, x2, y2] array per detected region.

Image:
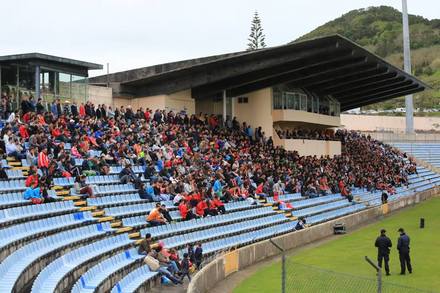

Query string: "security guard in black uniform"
[[397, 228, 412, 275], [375, 229, 392, 275]]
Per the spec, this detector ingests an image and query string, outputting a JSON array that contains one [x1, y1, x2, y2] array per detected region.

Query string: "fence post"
[[281, 253, 286, 293], [377, 267, 382, 293], [269, 239, 286, 293], [364, 256, 382, 293]]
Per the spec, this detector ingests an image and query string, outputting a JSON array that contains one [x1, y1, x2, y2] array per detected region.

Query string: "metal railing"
[[360, 129, 440, 143]]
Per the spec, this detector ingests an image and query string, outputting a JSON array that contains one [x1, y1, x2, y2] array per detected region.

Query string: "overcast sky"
[[1, 0, 438, 76]]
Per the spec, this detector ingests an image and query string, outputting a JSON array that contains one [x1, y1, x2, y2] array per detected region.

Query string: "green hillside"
[[297, 6, 440, 112]]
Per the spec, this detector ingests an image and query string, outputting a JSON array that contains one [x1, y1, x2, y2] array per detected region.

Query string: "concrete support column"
[[231, 97, 235, 118], [222, 90, 227, 126], [16, 65, 19, 110], [35, 65, 40, 100], [402, 0, 414, 133]]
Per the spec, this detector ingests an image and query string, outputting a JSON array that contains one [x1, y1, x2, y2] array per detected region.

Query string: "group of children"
[[139, 233, 203, 285]]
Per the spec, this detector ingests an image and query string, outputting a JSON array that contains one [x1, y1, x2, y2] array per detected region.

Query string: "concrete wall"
[[341, 114, 440, 132], [234, 88, 274, 138], [166, 89, 195, 114], [112, 90, 195, 114], [272, 137, 341, 157], [187, 187, 440, 293], [88, 85, 113, 106], [273, 109, 341, 127]]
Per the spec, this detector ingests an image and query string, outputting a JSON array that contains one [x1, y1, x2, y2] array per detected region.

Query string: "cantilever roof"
[[90, 35, 428, 111], [0, 53, 102, 77]]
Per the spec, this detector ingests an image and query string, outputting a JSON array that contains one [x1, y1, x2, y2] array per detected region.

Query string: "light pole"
[[402, 0, 414, 134]]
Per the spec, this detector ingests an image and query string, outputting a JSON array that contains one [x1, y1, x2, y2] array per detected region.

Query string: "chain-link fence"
[[283, 258, 433, 293]]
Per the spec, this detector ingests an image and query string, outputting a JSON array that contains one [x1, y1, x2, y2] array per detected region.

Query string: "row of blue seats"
[[292, 199, 350, 218], [91, 183, 137, 195], [110, 265, 157, 293], [306, 204, 367, 225], [103, 200, 175, 218], [203, 221, 297, 255], [54, 174, 150, 187], [0, 190, 58, 208], [266, 193, 302, 204], [55, 175, 120, 186], [0, 211, 95, 253], [0, 222, 113, 293], [71, 184, 137, 197], [0, 159, 17, 168], [137, 206, 276, 238], [411, 178, 440, 192], [31, 234, 132, 293], [71, 248, 144, 293], [87, 193, 147, 207], [368, 190, 415, 207], [161, 214, 288, 249], [0, 200, 76, 224], [23, 141, 72, 151], [288, 194, 342, 210], [5, 169, 24, 179], [0, 179, 27, 192]]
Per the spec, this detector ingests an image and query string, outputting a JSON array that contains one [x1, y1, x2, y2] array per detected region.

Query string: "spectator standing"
[[381, 192, 388, 204], [38, 147, 49, 176], [194, 243, 203, 270], [180, 253, 192, 281]]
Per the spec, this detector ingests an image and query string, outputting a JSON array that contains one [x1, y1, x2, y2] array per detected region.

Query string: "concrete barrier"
[[187, 187, 440, 293]]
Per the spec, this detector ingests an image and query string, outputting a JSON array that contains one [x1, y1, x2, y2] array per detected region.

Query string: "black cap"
[[380, 229, 386, 233], [398, 228, 404, 233]]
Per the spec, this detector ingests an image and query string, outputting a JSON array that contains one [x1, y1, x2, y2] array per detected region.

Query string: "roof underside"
[[96, 35, 428, 111], [0, 53, 102, 76]]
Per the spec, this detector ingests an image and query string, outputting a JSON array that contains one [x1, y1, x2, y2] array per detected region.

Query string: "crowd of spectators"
[[0, 96, 417, 206], [276, 128, 338, 141], [0, 95, 417, 284]]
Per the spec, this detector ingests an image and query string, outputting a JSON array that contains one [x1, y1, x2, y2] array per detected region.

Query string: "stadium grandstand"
[[0, 34, 438, 293]]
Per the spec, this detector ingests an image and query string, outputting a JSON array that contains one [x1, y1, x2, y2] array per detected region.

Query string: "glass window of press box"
[[272, 85, 340, 117], [0, 64, 88, 110]]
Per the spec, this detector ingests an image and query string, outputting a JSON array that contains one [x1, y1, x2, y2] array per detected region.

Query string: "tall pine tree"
[[247, 11, 266, 51]]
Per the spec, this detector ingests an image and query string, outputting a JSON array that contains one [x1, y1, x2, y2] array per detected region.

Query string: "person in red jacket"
[[25, 168, 39, 189], [79, 103, 86, 117], [38, 147, 49, 176], [179, 199, 196, 221], [212, 196, 226, 214], [19, 124, 29, 139], [195, 200, 208, 217]]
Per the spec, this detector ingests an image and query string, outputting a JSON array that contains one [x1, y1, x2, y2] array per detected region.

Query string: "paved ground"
[[150, 280, 189, 293]]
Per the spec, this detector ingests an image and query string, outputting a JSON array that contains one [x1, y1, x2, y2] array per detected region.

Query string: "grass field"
[[234, 198, 440, 293]]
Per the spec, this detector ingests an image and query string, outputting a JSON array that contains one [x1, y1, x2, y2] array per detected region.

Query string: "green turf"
[[234, 198, 440, 293]]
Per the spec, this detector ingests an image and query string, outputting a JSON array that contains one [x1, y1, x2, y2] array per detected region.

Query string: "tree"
[[247, 11, 266, 51]]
